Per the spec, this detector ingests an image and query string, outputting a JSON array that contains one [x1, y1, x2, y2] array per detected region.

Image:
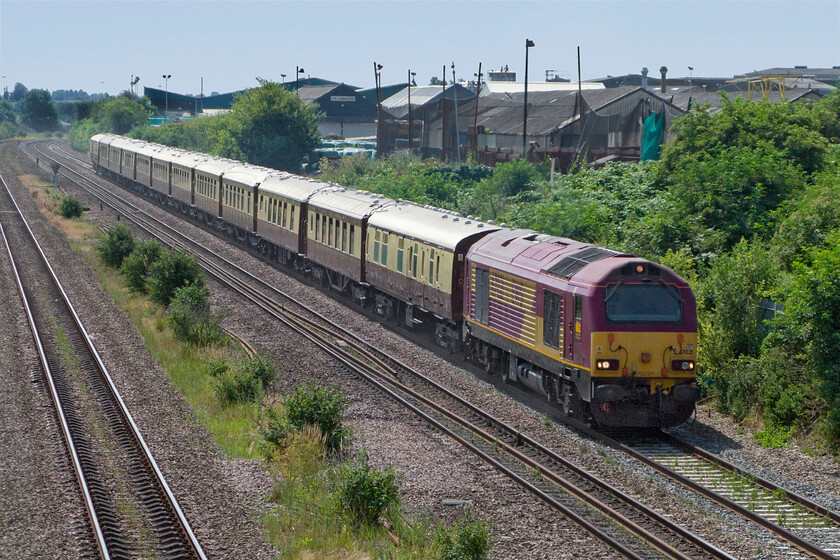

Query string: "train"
[[89, 133, 700, 428]]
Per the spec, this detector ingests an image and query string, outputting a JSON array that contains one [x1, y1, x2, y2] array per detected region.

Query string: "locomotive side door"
[[569, 293, 584, 365]]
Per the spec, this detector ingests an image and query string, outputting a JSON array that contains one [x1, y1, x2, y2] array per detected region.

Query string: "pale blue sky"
[[2, 1, 838, 97]]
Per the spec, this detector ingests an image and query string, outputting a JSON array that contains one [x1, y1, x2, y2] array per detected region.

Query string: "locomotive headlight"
[[596, 359, 619, 370], [635, 264, 645, 274], [671, 360, 695, 371]]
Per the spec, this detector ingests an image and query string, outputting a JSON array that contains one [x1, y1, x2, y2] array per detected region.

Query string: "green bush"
[[166, 284, 222, 345], [147, 248, 204, 306], [434, 514, 493, 560], [336, 450, 400, 525], [120, 239, 162, 292], [239, 353, 277, 390], [206, 359, 229, 377], [98, 223, 135, 268], [285, 382, 351, 454], [57, 196, 83, 219], [215, 370, 263, 406]]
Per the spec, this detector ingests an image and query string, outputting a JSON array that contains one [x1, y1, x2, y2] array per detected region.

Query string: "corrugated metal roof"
[[481, 81, 604, 95], [368, 201, 500, 250], [381, 84, 475, 119]]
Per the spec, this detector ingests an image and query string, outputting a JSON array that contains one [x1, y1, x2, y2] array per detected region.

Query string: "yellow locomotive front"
[[586, 263, 700, 427]]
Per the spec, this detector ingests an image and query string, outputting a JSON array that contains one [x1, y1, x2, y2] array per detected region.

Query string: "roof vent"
[[453, 217, 460, 221], [441, 214, 448, 219], [547, 247, 618, 279], [464, 220, 472, 224]]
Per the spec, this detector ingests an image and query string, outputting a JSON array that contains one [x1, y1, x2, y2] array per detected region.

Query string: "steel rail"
[[0, 165, 207, 560]]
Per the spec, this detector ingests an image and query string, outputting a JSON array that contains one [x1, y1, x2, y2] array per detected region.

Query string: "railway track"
[[606, 430, 840, 558], [30, 141, 738, 559], [28, 140, 840, 559], [0, 163, 206, 559]]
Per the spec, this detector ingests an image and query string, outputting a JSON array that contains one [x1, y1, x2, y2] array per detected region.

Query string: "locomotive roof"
[[259, 174, 332, 202], [368, 201, 502, 250], [308, 187, 392, 219], [467, 229, 660, 286]]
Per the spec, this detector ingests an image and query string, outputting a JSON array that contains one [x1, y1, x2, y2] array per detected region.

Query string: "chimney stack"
[[659, 66, 668, 94], [641, 67, 649, 90]]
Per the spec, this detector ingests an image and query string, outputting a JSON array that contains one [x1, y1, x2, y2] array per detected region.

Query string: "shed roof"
[[381, 84, 475, 119]]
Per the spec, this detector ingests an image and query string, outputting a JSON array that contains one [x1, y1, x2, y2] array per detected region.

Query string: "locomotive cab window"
[[605, 283, 683, 323]]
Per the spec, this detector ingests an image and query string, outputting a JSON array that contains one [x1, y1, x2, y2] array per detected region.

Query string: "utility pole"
[[451, 62, 460, 162], [441, 65, 446, 161]]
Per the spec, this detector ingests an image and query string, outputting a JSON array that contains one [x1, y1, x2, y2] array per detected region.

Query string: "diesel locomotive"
[[89, 133, 700, 428]]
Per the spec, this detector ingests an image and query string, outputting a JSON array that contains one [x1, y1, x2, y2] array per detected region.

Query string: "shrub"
[[336, 450, 400, 525], [285, 382, 351, 454], [434, 514, 493, 560], [239, 353, 277, 390], [215, 370, 263, 406], [206, 359, 229, 377], [57, 196, 83, 219], [120, 239, 162, 293], [166, 284, 222, 345], [147, 248, 204, 306], [98, 223, 135, 268]]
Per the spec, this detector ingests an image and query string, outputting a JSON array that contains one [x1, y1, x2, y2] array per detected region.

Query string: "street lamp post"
[[688, 66, 694, 89], [407, 69, 416, 152], [296, 67, 305, 92], [523, 39, 535, 155], [472, 63, 482, 160], [162, 74, 171, 120], [374, 62, 383, 159], [281, 74, 287, 85]]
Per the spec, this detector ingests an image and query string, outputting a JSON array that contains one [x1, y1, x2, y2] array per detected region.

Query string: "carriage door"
[[474, 266, 490, 324]]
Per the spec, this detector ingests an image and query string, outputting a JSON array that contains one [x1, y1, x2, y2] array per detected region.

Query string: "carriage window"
[[321, 214, 327, 242], [290, 206, 295, 231], [381, 233, 388, 266], [334, 220, 340, 249], [605, 283, 682, 324], [349, 225, 355, 256], [428, 249, 435, 284], [315, 214, 320, 240], [397, 239, 404, 273], [342, 223, 347, 252], [373, 230, 381, 262], [412, 244, 419, 278]]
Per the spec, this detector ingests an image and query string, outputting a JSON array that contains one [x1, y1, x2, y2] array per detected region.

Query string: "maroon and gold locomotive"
[[463, 229, 699, 428]]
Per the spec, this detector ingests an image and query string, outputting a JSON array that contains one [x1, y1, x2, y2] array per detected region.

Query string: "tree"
[[19, 89, 58, 131], [98, 224, 135, 268], [10, 82, 27, 102], [0, 101, 15, 125], [228, 79, 320, 172], [147, 249, 204, 306]]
